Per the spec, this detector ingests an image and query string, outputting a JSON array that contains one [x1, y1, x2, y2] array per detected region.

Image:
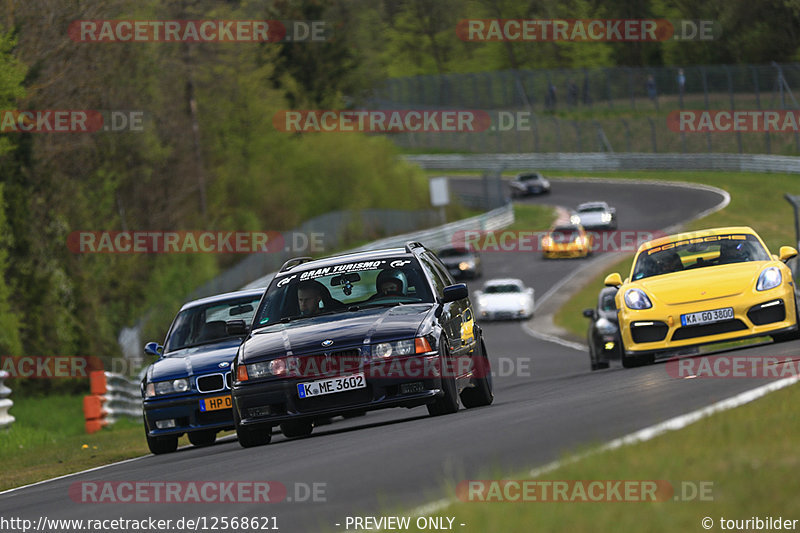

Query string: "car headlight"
[[601, 212, 612, 223], [624, 289, 652, 310], [596, 317, 618, 335], [145, 378, 190, 397], [240, 357, 299, 380], [756, 267, 782, 291], [371, 338, 432, 360], [570, 215, 580, 224], [459, 260, 475, 271]]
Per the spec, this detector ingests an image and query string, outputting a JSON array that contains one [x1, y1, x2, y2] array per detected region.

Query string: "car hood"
[[241, 304, 435, 361], [147, 339, 242, 381], [632, 262, 769, 305]]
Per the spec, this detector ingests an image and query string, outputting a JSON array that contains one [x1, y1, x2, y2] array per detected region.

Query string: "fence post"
[[0, 370, 13, 429], [84, 370, 142, 434]]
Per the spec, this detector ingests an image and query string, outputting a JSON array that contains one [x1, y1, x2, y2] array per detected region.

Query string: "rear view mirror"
[[331, 273, 361, 286], [583, 308, 595, 319], [230, 304, 254, 316], [442, 283, 468, 303], [144, 342, 163, 357], [226, 319, 248, 336], [779, 246, 798, 262], [604, 273, 622, 287]]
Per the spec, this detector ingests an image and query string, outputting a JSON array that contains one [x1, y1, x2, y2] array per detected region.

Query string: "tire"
[[144, 421, 178, 455], [427, 343, 460, 416], [460, 338, 493, 408], [619, 336, 654, 368], [280, 419, 314, 438], [188, 429, 216, 447], [234, 406, 271, 448]]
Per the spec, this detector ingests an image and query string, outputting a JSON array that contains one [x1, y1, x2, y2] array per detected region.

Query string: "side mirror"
[[604, 273, 622, 287], [779, 246, 798, 262], [144, 342, 163, 357], [442, 283, 468, 303], [582, 308, 595, 319], [226, 319, 248, 336]]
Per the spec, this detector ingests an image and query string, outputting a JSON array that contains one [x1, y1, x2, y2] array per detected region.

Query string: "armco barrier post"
[[84, 370, 141, 433], [0, 370, 14, 429]]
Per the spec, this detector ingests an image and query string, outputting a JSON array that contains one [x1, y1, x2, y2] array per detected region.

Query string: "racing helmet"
[[375, 269, 408, 296]]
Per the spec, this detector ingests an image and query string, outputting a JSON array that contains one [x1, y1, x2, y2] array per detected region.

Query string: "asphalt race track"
[[1, 178, 795, 532]]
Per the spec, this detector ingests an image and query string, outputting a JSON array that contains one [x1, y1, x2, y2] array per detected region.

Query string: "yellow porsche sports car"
[[604, 226, 799, 367], [541, 224, 593, 259]]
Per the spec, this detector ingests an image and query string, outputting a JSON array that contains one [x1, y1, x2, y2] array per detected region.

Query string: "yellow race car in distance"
[[604, 226, 799, 367], [542, 223, 593, 259]]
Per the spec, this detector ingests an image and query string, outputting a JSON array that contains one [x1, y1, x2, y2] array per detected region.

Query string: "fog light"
[[604, 342, 615, 351], [155, 419, 176, 429]]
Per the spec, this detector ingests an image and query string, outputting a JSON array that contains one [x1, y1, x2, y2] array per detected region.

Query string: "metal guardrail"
[[405, 153, 800, 173], [83, 370, 141, 433], [242, 203, 514, 290], [0, 370, 13, 430]]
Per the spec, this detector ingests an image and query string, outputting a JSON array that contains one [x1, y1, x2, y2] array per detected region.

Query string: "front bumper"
[[478, 307, 531, 320], [143, 394, 234, 437], [619, 293, 797, 356], [543, 246, 589, 259], [233, 354, 443, 428]]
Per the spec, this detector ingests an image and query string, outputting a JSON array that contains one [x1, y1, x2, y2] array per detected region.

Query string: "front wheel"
[[427, 343, 460, 416], [144, 421, 178, 455], [234, 406, 272, 448], [460, 339, 493, 408]]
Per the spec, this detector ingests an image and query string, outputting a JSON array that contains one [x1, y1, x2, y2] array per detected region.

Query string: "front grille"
[[747, 301, 786, 325], [196, 373, 225, 393], [630, 321, 669, 343], [671, 319, 747, 341]]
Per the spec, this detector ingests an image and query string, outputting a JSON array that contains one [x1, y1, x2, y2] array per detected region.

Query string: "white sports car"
[[570, 201, 617, 230], [474, 278, 535, 320]]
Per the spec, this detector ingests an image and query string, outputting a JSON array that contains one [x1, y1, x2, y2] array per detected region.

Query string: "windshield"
[[255, 258, 434, 327], [579, 206, 607, 213], [484, 284, 521, 294], [632, 234, 770, 280], [164, 294, 262, 353]]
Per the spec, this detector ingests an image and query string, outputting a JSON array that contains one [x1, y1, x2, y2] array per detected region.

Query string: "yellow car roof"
[[636, 226, 758, 254]]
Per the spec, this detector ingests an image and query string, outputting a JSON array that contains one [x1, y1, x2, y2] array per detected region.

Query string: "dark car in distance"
[[509, 172, 551, 197], [141, 288, 265, 454], [582, 287, 621, 370], [437, 246, 482, 280], [231, 242, 494, 447]]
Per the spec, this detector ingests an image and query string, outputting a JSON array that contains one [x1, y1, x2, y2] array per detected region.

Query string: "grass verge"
[[401, 376, 800, 532]]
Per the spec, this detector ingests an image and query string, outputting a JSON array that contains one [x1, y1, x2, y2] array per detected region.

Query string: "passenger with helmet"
[[718, 240, 750, 264], [373, 268, 408, 298]]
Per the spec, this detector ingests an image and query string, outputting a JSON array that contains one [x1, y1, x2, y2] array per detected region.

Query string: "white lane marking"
[[522, 322, 587, 352], [403, 374, 800, 521]]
